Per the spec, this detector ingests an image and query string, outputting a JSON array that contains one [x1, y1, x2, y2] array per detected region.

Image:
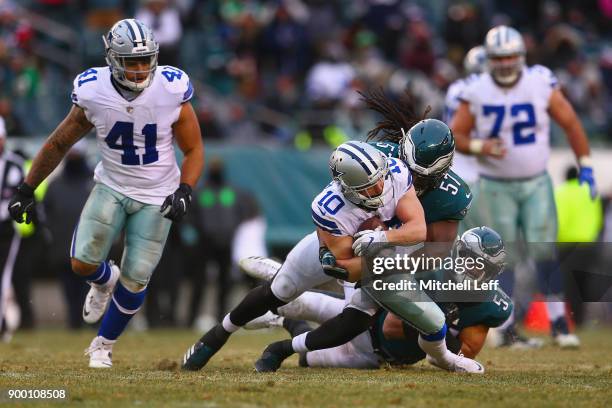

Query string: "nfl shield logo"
[[126, 106, 134, 113]]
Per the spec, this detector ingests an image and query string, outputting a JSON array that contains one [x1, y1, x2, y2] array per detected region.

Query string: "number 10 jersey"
[[71, 65, 194, 205]]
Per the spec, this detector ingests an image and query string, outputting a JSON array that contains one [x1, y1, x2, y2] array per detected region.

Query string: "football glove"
[[578, 165, 597, 199], [319, 246, 349, 280], [8, 182, 36, 224], [352, 227, 388, 257], [160, 183, 192, 222]]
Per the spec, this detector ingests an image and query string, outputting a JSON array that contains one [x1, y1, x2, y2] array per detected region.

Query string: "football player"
[[445, 46, 486, 231], [451, 25, 594, 348], [183, 139, 481, 373], [243, 227, 512, 369], [7, 19, 204, 367]]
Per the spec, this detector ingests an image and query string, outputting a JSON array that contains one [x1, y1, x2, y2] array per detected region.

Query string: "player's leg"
[[303, 332, 380, 369], [0, 225, 20, 341], [87, 201, 171, 368], [71, 184, 126, 325], [182, 231, 332, 370], [521, 173, 579, 347]]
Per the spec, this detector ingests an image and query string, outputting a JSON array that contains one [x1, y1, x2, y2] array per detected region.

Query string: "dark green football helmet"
[[452, 226, 506, 284], [399, 119, 455, 195]]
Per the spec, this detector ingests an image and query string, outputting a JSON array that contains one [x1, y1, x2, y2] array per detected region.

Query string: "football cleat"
[[426, 353, 485, 374], [182, 341, 217, 371], [83, 262, 120, 324], [85, 336, 114, 368], [498, 326, 544, 349], [553, 333, 580, 349], [239, 256, 281, 282], [244, 311, 284, 330], [254, 340, 293, 373]]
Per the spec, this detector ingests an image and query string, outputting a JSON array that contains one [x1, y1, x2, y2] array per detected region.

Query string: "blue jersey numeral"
[[317, 191, 345, 215], [388, 158, 402, 174], [77, 69, 97, 87], [105, 121, 159, 165], [161, 67, 183, 82], [482, 103, 536, 145]]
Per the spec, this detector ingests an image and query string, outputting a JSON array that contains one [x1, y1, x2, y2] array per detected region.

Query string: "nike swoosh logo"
[[466, 193, 472, 199], [10, 202, 21, 209], [180, 198, 186, 211], [367, 237, 374, 246]]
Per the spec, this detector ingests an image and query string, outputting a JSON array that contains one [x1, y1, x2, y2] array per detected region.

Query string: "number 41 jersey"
[[71, 65, 194, 205], [459, 65, 558, 179]]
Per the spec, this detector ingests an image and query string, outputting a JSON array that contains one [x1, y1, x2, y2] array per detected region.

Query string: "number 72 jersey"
[[459, 65, 558, 179], [71, 65, 194, 205]]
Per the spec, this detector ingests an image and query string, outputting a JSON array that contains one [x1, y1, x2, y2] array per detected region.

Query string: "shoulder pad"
[[528, 64, 558, 89], [158, 66, 193, 103], [387, 157, 412, 192], [311, 184, 351, 236]]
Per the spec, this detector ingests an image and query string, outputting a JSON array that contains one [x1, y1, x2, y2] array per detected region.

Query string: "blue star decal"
[[331, 162, 345, 179]]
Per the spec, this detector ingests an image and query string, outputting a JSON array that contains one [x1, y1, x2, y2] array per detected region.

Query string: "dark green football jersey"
[[368, 141, 472, 224]]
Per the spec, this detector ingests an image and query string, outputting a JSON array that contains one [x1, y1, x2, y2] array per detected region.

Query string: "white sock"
[[418, 336, 455, 366], [222, 314, 240, 333], [277, 292, 344, 324], [545, 296, 566, 322], [292, 332, 309, 353]]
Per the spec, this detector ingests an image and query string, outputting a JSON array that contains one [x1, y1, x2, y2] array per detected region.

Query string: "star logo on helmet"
[[331, 162, 345, 179]]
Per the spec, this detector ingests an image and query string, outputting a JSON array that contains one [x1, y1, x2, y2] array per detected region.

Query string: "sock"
[[85, 261, 112, 286], [227, 282, 286, 327], [551, 316, 570, 336], [283, 319, 312, 337], [98, 281, 146, 341], [222, 314, 240, 333], [200, 324, 231, 350], [418, 324, 455, 365], [291, 332, 309, 353], [545, 295, 566, 322]]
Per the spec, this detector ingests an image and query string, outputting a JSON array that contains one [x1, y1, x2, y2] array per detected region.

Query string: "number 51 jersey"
[[71, 65, 194, 205], [459, 65, 558, 179]]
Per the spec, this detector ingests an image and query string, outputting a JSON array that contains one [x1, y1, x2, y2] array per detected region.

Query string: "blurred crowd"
[[0, 0, 609, 145]]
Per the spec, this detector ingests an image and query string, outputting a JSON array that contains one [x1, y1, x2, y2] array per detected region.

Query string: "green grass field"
[[1, 328, 611, 407]]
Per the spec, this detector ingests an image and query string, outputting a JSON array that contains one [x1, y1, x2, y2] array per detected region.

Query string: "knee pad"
[[271, 273, 299, 303], [119, 275, 147, 293]]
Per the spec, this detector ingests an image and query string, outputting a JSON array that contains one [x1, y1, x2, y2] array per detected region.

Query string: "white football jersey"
[[459, 65, 559, 179], [71, 65, 193, 205], [311, 158, 413, 236], [445, 76, 479, 185]]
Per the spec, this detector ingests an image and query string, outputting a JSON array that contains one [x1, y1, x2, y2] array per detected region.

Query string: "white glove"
[[352, 227, 388, 257]]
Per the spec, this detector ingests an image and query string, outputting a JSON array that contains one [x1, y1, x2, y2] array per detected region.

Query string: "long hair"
[[360, 88, 430, 143]]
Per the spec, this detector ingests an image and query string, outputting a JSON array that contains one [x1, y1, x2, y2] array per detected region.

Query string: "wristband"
[[469, 139, 484, 155], [17, 182, 35, 197], [578, 156, 593, 168]]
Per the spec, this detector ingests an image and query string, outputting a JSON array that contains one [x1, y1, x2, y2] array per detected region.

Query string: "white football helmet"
[[463, 45, 486, 75], [329, 141, 390, 210], [484, 25, 525, 86], [103, 19, 159, 91]]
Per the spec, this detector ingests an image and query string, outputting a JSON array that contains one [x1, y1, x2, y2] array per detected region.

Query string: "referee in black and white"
[[0, 116, 24, 338]]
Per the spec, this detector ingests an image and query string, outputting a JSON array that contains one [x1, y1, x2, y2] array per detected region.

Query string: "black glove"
[[8, 182, 36, 224], [160, 183, 192, 222], [319, 246, 349, 280]]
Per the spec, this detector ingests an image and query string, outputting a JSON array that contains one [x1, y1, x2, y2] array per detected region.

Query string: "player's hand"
[[352, 227, 388, 257], [578, 165, 597, 199], [482, 139, 507, 158], [319, 246, 349, 280], [8, 182, 36, 224], [160, 183, 192, 222]]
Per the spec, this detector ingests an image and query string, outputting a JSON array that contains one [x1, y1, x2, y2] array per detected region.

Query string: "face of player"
[[360, 178, 384, 198], [122, 56, 153, 84], [489, 55, 522, 86]]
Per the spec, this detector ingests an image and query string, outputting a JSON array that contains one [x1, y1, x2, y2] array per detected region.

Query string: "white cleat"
[[239, 256, 281, 282], [85, 336, 114, 368], [83, 262, 120, 324], [426, 353, 485, 374], [244, 311, 284, 330], [554, 333, 580, 349]]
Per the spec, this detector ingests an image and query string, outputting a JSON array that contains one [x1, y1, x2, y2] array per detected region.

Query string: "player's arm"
[[8, 105, 93, 224], [382, 313, 405, 339], [161, 102, 204, 222], [385, 187, 427, 245], [458, 324, 489, 358], [173, 102, 204, 188], [548, 88, 596, 197], [26, 105, 93, 188], [424, 220, 459, 257], [451, 101, 506, 158], [318, 228, 363, 282]]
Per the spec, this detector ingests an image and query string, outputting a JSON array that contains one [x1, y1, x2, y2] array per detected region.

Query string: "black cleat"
[[181, 324, 230, 371], [254, 340, 294, 373]]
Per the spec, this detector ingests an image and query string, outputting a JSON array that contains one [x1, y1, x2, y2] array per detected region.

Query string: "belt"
[[480, 171, 547, 183]]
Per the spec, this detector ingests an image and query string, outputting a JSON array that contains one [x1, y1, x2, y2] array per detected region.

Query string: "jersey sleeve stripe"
[[311, 209, 340, 229], [183, 81, 194, 102]]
